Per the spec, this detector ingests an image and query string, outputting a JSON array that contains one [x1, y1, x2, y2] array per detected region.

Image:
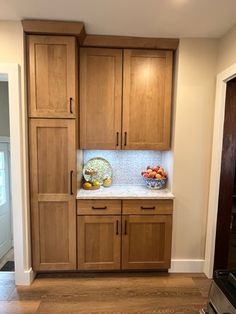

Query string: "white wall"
[[172, 39, 218, 262], [0, 81, 10, 137]]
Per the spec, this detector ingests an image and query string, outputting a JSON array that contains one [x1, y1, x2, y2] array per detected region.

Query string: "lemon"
[[103, 178, 112, 187], [92, 181, 100, 186], [83, 182, 92, 188]]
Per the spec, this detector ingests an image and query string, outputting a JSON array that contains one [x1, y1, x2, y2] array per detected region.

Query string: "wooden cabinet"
[[27, 35, 77, 118], [77, 199, 122, 215], [77, 199, 173, 271], [77, 216, 121, 270], [29, 119, 77, 271], [80, 48, 122, 149], [80, 48, 173, 150], [123, 50, 173, 150], [122, 215, 172, 270]]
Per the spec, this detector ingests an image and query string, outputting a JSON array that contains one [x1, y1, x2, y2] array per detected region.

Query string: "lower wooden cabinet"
[[122, 215, 172, 270], [77, 199, 173, 271], [29, 119, 77, 271], [77, 215, 121, 270]]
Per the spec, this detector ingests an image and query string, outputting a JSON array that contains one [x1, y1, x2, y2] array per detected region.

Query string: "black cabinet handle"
[[70, 170, 73, 195], [141, 206, 156, 210], [92, 206, 107, 210], [124, 132, 127, 146], [116, 220, 119, 235], [116, 132, 119, 146], [69, 97, 73, 114], [124, 220, 127, 235]]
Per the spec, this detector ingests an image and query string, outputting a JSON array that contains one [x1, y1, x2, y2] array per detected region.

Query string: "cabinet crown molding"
[[83, 34, 179, 50], [22, 19, 86, 42]]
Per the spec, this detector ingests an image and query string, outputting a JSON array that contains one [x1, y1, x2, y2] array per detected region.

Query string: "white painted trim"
[[0, 63, 34, 285], [0, 136, 10, 143], [204, 62, 236, 279], [170, 259, 204, 273]]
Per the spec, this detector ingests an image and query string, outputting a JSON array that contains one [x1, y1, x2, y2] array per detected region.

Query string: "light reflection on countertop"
[[76, 185, 174, 199]]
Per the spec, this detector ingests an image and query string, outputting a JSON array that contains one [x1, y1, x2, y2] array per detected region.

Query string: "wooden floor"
[[0, 272, 211, 313]]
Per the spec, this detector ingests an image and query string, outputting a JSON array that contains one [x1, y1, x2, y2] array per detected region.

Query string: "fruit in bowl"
[[141, 165, 167, 189]]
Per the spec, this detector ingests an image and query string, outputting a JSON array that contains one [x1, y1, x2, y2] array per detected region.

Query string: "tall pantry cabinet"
[[27, 35, 78, 271]]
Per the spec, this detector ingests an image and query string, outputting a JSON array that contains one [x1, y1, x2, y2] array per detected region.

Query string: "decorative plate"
[[83, 157, 112, 185]]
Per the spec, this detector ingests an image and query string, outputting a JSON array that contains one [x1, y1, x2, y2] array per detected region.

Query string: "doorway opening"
[[0, 76, 14, 273], [214, 77, 236, 270]]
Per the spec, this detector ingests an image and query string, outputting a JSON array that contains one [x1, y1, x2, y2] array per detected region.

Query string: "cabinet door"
[[29, 119, 77, 271], [80, 48, 122, 149], [28, 35, 77, 118], [78, 216, 121, 270], [122, 215, 172, 270], [123, 50, 173, 150]]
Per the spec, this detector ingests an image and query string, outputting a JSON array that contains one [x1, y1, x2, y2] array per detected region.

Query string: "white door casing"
[[0, 142, 11, 259]]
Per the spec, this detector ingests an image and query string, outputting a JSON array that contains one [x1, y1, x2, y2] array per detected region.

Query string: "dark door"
[[214, 78, 236, 270]]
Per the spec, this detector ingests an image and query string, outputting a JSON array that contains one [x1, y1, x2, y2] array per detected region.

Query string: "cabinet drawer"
[[123, 200, 173, 215], [77, 200, 121, 215]]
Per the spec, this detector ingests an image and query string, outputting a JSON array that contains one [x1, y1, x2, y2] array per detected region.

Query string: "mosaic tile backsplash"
[[82, 150, 164, 185]]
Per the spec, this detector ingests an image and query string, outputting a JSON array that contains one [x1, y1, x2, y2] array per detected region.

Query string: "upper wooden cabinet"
[[80, 48, 122, 149], [80, 47, 173, 150], [27, 35, 77, 118], [123, 50, 173, 150]]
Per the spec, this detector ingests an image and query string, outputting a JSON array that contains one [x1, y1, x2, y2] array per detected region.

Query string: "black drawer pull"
[[92, 206, 107, 210], [69, 97, 73, 114], [124, 132, 127, 146], [70, 170, 73, 195], [116, 132, 119, 146], [124, 220, 127, 235], [141, 206, 156, 210], [116, 220, 119, 235]]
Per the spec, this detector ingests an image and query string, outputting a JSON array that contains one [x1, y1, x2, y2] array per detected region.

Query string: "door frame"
[[204, 62, 236, 278], [0, 63, 34, 285]]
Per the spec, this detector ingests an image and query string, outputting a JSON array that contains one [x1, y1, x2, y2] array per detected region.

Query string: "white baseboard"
[[15, 268, 35, 286], [169, 259, 205, 273]]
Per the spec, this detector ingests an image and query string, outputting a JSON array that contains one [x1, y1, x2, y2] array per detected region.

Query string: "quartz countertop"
[[76, 185, 174, 199]]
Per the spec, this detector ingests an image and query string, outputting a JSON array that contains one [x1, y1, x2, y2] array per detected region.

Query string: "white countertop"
[[76, 185, 174, 199]]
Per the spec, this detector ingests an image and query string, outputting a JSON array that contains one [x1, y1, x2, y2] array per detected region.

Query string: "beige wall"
[[0, 21, 31, 271], [0, 81, 10, 137], [0, 20, 223, 268], [217, 24, 236, 73], [172, 39, 218, 260]]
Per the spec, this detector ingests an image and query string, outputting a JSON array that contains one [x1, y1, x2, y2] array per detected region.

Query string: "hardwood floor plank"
[[0, 274, 210, 313], [0, 301, 40, 314]]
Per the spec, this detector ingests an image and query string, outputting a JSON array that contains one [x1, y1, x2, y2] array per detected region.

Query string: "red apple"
[[153, 166, 159, 172]]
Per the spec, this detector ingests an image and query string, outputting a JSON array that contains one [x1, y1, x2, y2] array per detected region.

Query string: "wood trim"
[[83, 35, 179, 50], [22, 19, 85, 37]]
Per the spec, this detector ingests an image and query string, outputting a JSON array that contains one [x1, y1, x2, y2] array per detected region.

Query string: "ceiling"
[[1, 0, 236, 38]]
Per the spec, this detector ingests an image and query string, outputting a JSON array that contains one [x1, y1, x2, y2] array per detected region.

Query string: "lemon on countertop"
[[83, 182, 92, 188], [92, 181, 100, 186]]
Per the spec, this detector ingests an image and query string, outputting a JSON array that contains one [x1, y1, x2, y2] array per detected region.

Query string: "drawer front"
[[77, 200, 122, 215], [122, 200, 173, 215]]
